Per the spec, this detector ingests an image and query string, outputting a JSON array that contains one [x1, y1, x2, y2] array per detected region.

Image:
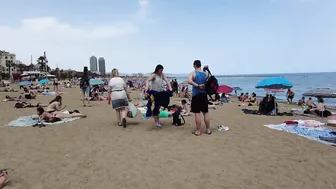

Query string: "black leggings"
[[153, 95, 160, 116]]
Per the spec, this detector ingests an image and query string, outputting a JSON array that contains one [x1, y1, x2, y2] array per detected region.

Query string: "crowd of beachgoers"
[[0, 60, 336, 188]]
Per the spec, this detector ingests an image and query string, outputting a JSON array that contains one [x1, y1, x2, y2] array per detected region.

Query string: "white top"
[[108, 77, 127, 100]]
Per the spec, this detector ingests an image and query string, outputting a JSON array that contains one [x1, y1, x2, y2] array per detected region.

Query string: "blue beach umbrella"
[[232, 87, 242, 96], [17, 81, 33, 86], [233, 87, 242, 91], [38, 79, 50, 84], [255, 77, 293, 89], [89, 78, 104, 85]]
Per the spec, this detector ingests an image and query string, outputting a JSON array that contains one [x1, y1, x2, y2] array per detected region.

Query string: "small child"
[[181, 100, 191, 116]]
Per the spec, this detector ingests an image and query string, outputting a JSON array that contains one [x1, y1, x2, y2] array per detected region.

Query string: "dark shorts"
[[288, 95, 294, 99], [191, 93, 208, 113]]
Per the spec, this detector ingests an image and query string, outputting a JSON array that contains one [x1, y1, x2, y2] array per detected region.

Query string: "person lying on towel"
[[36, 107, 87, 123]]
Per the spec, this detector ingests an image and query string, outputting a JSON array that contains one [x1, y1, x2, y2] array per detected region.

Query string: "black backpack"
[[204, 68, 218, 96], [80, 77, 89, 89], [172, 107, 185, 126]]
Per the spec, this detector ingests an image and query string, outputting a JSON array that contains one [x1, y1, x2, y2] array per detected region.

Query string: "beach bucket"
[[127, 103, 138, 118]]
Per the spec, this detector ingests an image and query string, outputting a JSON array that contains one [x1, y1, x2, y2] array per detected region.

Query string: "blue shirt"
[[192, 70, 207, 97]]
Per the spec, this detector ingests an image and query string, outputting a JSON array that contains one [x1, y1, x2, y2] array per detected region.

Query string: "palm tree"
[[17, 63, 27, 73], [37, 56, 47, 72], [28, 63, 35, 71]]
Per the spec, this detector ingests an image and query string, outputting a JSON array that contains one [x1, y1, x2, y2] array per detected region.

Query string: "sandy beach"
[[1, 86, 336, 189]]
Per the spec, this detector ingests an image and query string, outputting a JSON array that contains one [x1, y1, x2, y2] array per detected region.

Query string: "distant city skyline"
[[1, 0, 335, 74], [98, 57, 106, 75], [89, 56, 97, 72]]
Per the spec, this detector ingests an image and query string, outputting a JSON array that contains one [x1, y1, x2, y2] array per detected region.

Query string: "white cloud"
[[0, 0, 153, 70]]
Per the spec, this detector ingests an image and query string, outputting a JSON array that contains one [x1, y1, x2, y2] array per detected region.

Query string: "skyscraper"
[[89, 56, 98, 71], [98, 57, 106, 75]]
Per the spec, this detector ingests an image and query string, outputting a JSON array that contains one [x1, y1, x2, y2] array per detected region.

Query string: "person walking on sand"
[[145, 64, 172, 127], [80, 68, 91, 107], [188, 60, 211, 136], [107, 68, 130, 128], [53, 78, 59, 91]]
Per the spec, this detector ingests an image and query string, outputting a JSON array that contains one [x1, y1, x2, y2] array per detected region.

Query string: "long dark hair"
[[37, 107, 45, 115], [153, 64, 164, 74], [49, 95, 62, 105]]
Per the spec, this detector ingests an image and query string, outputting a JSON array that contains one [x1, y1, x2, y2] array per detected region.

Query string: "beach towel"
[[146, 90, 173, 117], [8, 111, 80, 127], [265, 120, 336, 145]]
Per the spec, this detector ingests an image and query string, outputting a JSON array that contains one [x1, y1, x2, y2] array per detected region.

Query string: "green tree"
[[37, 56, 47, 72]]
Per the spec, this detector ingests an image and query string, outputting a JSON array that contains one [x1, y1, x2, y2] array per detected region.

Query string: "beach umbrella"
[[217, 85, 233, 93], [265, 88, 285, 93], [233, 87, 242, 91], [38, 79, 50, 84], [303, 88, 336, 98], [232, 87, 242, 96], [255, 77, 293, 89], [17, 81, 33, 86], [255, 78, 292, 116], [89, 78, 104, 85]]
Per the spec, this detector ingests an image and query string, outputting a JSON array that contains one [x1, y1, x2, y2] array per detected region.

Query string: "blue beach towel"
[[265, 123, 336, 145], [8, 114, 80, 127]]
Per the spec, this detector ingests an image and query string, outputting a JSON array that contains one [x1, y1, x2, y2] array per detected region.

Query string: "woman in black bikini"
[[37, 107, 86, 122]]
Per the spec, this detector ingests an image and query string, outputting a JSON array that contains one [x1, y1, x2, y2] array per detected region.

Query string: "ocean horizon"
[[169, 72, 336, 108]]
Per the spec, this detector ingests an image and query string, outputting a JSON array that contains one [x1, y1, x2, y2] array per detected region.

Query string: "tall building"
[[98, 57, 106, 75], [0, 50, 17, 74], [89, 56, 98, 71]]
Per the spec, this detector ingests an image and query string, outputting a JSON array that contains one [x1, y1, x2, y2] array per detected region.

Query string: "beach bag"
[[204, 68, 218, 96], [172, 107, 185, 126], [127, 103, 138, 118]]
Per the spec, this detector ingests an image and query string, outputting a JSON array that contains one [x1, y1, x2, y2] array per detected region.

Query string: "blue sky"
[[0, 0, 335, 74]]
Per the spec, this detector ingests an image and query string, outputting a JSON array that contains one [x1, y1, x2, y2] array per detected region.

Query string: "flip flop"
[[192, 131, 202, 136], [117, 122, 122, 126], [205, 130, 212, 135]]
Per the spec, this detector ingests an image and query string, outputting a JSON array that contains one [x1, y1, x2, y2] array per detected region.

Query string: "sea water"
[[174, 72, 336, 108]]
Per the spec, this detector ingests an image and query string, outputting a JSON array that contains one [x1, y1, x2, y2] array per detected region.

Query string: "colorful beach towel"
[[8, 111, 80, 127], [265, 120, 336, 145]]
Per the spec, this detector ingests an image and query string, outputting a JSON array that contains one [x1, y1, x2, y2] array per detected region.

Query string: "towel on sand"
[[265, 120, 335, 145], [8, 111, 79, 127]]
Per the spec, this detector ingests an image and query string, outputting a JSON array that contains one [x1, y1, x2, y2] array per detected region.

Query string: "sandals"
[[205, 130, 212, 135], [192, 131, 202, 136]]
